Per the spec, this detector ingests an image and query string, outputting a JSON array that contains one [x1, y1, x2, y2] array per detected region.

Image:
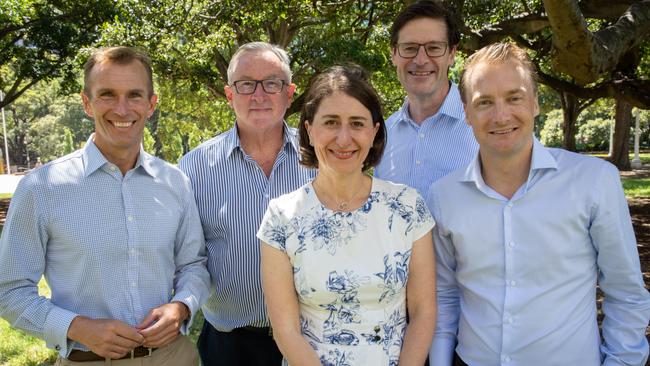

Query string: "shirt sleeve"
[[0, 177, 78, 357], [590, 163, 650, 366], [257, 200, 289, 253], [170, 184, 211, 334], [426, 184, 458, 366], [410, 190, 435, 241]]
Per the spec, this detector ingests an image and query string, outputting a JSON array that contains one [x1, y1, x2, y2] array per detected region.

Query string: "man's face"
[[391, 17, 456, 101], [463, 60, 539, 160], [224, 50, 296, 131], [82, 60, 157, 159]]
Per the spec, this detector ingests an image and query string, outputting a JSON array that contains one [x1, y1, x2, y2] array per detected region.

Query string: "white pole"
[[632, 108, 642, 168], [608, 120, 614, 157], [0, 91, 10, 174]]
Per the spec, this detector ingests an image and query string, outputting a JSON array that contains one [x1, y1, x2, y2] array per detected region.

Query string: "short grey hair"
[[227, 42, 293, 84]]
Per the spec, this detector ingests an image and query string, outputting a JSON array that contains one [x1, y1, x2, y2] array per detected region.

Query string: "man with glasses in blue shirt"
[[179, 42, 315, 365], [375, 0, 478, 197]]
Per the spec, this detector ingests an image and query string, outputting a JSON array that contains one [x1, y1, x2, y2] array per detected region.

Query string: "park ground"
[[1, 168, 650, 365]]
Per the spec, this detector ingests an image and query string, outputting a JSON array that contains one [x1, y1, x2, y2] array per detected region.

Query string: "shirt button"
[[110, 166, 116, 171], [264, 194, 270, 199], [506, 317, 513, 324], [509, 280, 517, 287], [55, 344, 61, 351], [419, 133, 425, 139], [508, 241, 515, 248], [128, 215, 134, 221], [503, 355, 511, 362], [507, 202, 513, 207], [131, 282, 137, 287], [416, 160, 421, 165]]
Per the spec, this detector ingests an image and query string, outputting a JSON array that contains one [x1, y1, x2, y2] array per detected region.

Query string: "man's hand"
[[67, 316, 144, 359], [136, 301, 189, 348]]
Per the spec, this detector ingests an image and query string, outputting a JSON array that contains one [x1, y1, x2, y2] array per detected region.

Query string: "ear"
[[287, 83, 297, 101], [390, 47, 398, 66], [304, 120, 313, 144], [81, 92, 94, 118], [464, 104, 473, 127], [533, 97, 540, 118], [448, 45, 457, 66], [224, 85, 234, 107], [147, 94, 158, 118]]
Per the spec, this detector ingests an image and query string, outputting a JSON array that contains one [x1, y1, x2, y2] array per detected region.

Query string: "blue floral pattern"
[[258, 178, 434, 365]]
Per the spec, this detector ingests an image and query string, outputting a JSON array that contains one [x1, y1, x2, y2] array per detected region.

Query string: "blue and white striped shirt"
[[374, 83, 478, 197], [179, 124, 315, 331], [0, 136, 210, 357]]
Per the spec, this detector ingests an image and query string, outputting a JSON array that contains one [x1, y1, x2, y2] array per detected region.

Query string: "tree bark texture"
[[610, 99, 632, 170], [560, 92, 579, 151]]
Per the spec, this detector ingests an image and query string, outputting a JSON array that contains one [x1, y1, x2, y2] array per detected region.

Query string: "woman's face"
[[306, 91, 379, 177]]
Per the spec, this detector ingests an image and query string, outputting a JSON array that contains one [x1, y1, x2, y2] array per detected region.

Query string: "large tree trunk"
[[560, 92, 579, 151], [610, 99, 632, 170], [149, 109, 162, 157]]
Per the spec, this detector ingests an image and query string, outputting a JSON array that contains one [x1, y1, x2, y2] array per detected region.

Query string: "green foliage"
[[540, 109, 564, 147], [0, 0, 117, 107], [576, 117, 612, 151], [622, 178, 650, 198]]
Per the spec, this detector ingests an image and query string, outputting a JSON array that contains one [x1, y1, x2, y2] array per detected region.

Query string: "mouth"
[[330, 150, 356, 159], [110, 120, 136, 128], [408, 70, 435, 76], [490, 127, 518, 135]]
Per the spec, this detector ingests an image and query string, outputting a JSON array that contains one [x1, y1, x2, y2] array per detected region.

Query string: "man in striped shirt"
[[374, 0, 478, 197], [179, 42, 315, 366]]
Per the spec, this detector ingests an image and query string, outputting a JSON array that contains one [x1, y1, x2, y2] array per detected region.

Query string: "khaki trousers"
[[55, 335, 198, 366]]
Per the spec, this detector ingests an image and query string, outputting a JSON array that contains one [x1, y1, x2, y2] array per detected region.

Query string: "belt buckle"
[[130, 349, 135, 359], [145, 347, 153, 358]]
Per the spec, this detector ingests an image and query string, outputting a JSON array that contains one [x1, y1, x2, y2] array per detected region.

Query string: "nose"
[[113, 96, 129, 116], [336, 125, 352, 146], [492, 101, 511, 124], [251, 82, 268, 101], [413, 45, 430, 65]]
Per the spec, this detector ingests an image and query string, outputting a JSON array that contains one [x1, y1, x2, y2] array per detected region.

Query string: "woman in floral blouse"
[[257, 65, 436, 366]]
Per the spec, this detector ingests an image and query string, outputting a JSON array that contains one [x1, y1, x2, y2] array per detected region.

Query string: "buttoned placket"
[[120, 168, 143, 324], [501, 200, 515, 365]]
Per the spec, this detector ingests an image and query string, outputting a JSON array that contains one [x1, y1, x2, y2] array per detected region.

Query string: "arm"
[[426, 187, 459, 366], [399, 231, 437, 366], [261, 243, 321, 366], [591, 164, 650, 366], [138, 185, 210, 347]]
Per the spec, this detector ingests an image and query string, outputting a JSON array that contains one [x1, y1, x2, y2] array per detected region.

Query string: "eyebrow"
[[320, 114, 368, 120], [95, 88, 146, 95]]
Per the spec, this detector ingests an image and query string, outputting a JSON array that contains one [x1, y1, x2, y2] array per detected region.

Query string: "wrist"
[[172, 301, 190, 321]]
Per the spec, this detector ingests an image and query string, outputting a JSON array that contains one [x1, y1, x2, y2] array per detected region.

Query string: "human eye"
[[351, 120, 366, 128], [235, 80, 255, 93], [401, 43, 418, 53], [508, 94, 523, 103], [128, 91, 144, 99], [263, 79, 283, 93], [426, 43, 443, 52], [98, 91, 116, 100]]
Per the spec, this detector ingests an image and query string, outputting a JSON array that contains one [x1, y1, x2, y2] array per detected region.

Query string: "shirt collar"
[[226, 121, 298, 158], [82, 134, 155, 178], [397, 82, 464, 125], [460, 137, 558, 186]]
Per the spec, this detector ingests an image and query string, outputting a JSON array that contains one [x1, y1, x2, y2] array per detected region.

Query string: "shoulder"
[[269, 182, 313, 214], [548, 147, 617, 179], [373, 177, 421, 201], [385, 110, 403, 131], [179, 129, 234, 167]]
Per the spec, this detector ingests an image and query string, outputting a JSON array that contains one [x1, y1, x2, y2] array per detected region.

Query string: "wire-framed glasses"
[[396, 42, 448, 58]]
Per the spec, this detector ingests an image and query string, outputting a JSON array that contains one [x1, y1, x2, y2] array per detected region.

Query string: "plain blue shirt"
[[427, 138, 650, 366], [179, 123, 315, 331], [374, 83, 478, 197], [0, 136, 210, 357]]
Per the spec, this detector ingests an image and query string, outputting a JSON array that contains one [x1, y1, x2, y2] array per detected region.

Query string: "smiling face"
[[463, 60, 539, 161], [82, 60, 157, 164], [391, 17, 456, 103], [224, 50, 296, 132], [306, 92, 379, 177]]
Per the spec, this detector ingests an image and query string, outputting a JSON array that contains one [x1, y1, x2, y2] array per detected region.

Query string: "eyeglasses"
[[395, 42, 448, 58], [231, 79, 287, 94]]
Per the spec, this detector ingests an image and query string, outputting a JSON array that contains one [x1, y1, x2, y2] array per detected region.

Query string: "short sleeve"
[[257, 199, 290, 253], [410, 190, 435, 241]]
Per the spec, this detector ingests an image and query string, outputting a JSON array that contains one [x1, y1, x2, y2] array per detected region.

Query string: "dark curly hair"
[[299, 65, 386, 171]]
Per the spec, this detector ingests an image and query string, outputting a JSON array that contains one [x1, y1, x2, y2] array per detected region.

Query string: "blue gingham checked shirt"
[[374, 83, 478, 197], [0, 135, 210, 357], [179, 123, 315, 331]]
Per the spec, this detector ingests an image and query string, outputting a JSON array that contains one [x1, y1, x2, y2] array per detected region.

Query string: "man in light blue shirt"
[[0, 46, 210, 363], [179, 42, 314, 365], [428, 42, 650, 366], [374, 0, 477, 196]]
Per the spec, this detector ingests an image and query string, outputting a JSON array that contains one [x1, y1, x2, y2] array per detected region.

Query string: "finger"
[[136, 310, 159, 330], [144, 330, 179, 348], [112, 322, 145, 344]]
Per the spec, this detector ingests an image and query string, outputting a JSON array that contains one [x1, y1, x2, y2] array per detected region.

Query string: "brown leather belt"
[[67, 346, 157, 362]]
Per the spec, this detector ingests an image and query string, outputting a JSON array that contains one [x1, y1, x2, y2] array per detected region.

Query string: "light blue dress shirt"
[[374, 83, 478, 197], [427, 138, 650, 366], [0, 136, 210, 357], [179, 123, 315, 331]]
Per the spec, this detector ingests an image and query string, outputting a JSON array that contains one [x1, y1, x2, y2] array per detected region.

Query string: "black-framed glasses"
[[231, 79, 287, 94], [396, 42, 448, 58]]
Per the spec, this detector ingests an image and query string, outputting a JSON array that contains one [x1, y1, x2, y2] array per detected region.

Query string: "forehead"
[[466, 60, 533, 97], [398, 17, 448, 43], [87, 60, 149, 92], [231, 50, 286, 79], [315, 91, 371, 117]]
